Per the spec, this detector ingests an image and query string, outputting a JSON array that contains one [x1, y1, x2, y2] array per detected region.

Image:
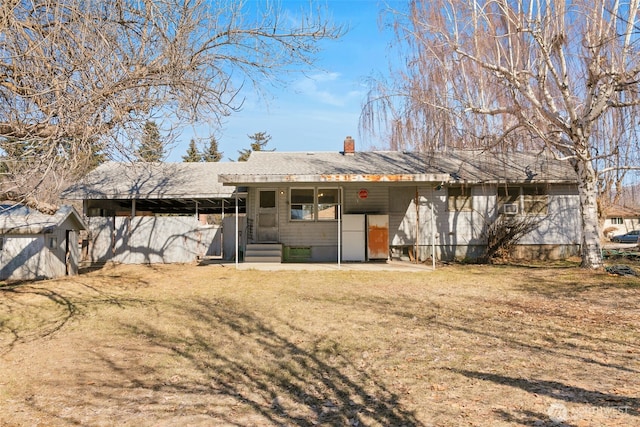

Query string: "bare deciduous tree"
[[0, 0, 343, 207], [363, 0, 640, 268]]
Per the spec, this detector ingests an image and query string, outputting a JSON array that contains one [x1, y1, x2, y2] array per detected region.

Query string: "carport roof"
[[218, 150, 577, 185], [62, 162, 244, 200]]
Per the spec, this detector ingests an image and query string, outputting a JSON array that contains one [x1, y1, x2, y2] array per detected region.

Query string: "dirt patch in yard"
[[0, 263, 639, 426]]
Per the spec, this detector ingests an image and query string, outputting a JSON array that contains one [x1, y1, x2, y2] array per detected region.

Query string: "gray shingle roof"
[[0, 205, 85, 234], [61, 162, 244, 200], [219, 150, 577, 184], [62, 150, 577, 202]]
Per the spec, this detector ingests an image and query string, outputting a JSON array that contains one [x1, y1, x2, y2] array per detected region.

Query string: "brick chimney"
[[343, 136, 355, 155]]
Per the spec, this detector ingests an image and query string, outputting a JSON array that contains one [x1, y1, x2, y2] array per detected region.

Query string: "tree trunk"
[[572, 157, 603, 269]]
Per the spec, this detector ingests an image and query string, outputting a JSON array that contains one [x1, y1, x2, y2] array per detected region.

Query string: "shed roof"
[[0, 205, 86, 235], [218, 150, 577, 185], [61, 161, 243, 200]]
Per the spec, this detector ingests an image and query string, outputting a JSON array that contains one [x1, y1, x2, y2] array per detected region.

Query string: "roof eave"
[[219, 173, 453, 185]]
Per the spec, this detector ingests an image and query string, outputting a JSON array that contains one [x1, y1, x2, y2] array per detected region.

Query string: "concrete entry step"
[[245, 243, 282, 263]]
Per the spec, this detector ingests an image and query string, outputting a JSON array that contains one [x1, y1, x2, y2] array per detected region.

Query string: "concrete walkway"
[[227, 260, 435, 272]]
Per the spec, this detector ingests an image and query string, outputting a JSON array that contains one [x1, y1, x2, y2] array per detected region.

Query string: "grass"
[[0, 263, 639, 426]]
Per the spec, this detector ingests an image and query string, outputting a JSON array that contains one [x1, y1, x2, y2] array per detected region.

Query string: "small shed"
[[0, 204, 86, 281]]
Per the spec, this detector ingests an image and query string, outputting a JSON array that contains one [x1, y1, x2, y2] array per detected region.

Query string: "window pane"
[[291, 204, 314, 220], [290, 189, 315, 221], [291, 189, 314, 203], [448, 187, 472, 211], [317, 189, 338, 204], [259, 190, 276, 208], [523, 195, 548, 214], [317, 188, 339, 220], [522, 186, 548, 214], [318, 204, 338, 220]]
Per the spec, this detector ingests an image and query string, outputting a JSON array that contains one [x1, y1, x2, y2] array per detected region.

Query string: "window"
[[611, 217, 624, 225], [48, 236, 58, 249], [522, 185, 548, 215], [259, 190, 276, 208], [497, 185, 548, 215], [317, 188, 339, 220], [0, 236, 3, 251], [448, 186, 472, 211], [291, 189, 315, 220], [290, 188, 340, 221]]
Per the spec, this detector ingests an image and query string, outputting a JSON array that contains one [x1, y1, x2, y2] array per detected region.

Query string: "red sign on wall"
[[358, 189, 369, 199]]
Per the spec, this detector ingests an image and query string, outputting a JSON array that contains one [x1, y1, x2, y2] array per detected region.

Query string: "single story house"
[[0, 204, 85, 281], [219, 138, 581, 262], [61, 161, 247, 264], [602, 205, 640, 238], [62, 138, 582, 265]]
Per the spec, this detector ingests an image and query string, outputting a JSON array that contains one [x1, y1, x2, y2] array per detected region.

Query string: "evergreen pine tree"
[[182, 139, 201, 162], [237, 131, 272, 161], [237, 148, 251, 162], [202, 136, 223, 162], [136, 121, 165, 162], [249, 131, 272, 151]]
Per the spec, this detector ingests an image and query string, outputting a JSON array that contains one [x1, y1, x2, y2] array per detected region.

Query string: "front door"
[[257, 189, 278, 242]]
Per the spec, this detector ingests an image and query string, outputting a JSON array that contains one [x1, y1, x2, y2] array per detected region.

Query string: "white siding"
[[0, 235, 64, 281], [518, 185, 581, 245], [343, 185, 388, 214]]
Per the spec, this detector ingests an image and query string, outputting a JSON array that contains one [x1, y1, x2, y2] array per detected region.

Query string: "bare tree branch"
[[0, 0, 344, 206]]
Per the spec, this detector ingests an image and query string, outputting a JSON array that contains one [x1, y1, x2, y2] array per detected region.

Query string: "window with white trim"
[[447, 186, 472, 211], [611, 217, 624, 225], [317, 188, 339, 220], [290, 188, 340, 221], [290, 188, 315, 220], [497, 185, 548, 215]]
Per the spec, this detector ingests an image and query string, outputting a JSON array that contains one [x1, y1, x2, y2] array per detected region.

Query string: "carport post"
[[337, 203, 341, 267], [431, 201, 436, 270], [235, 192, 239, 269]]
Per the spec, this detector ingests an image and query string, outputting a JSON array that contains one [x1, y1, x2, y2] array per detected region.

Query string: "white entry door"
[[257, 189, 278, 242]]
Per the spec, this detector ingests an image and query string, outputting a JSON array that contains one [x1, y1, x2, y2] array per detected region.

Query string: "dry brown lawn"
[[0, 262, 639, 426]]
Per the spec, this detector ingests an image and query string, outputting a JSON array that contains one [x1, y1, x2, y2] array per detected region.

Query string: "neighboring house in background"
[[62, 138, 582, 265], [61, 162, 247, 264], [0, 205, 85, 281], [219, 138, 582, 262], [602, 205, 640, 239]]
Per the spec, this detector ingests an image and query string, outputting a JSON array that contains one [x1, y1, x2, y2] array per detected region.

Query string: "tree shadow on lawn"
[[0, 279, 150, 355], [63, 298, 423, 426], [455, 369, 639, 419]]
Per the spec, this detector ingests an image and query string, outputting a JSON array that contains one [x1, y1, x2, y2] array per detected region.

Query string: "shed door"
[[65, 230, 79, 275], [257, 189, 278, 242]]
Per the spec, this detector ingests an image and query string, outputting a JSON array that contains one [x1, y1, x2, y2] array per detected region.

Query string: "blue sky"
[[165, 0, 400, 162]]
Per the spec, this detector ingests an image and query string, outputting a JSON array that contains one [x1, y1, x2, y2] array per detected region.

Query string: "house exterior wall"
[[84, 216, 223, 264], [246, 182, 581, 263], [603, 218, 640, 238]]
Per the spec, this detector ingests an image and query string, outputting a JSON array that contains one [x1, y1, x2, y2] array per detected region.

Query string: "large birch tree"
[[364, 0, 640, 268], [0, 0, 342, 209]]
